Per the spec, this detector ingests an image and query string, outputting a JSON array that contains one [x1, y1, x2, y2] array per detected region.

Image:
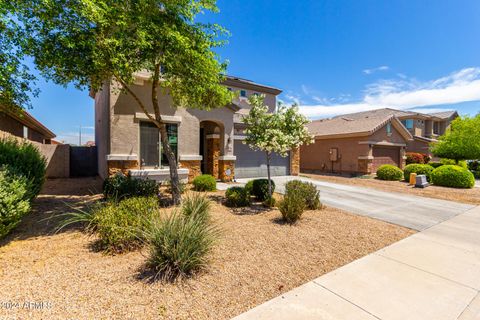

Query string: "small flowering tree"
[[243, 95, 314, 199]]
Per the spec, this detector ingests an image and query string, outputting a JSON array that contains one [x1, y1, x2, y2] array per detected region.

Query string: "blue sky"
[[27, 0, 480, 143]]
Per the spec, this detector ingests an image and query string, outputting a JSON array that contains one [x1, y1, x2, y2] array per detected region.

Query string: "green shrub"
[[181, 193, 211, 223], [376, 165, 403, 181], [0, 168, 30, 239], [145, 209, 219, 279], [58, 196, 159, 253], [263, 196, 276, 208], [403, 164, 434, 181], [244, 180, 253, 196], [440, 158, 468, 169], [468, 160, 479, 172], [0, 138, 46, 200], [284, 180, 321, 209], [192, 174, 216, 191], [250, 179, 275, 201], [94, 196, 159, 253], [429, 162, 443, 169], [431, 165, 475, 189], [225, 187, 250, 207], [103, 174, 158, 200], [279, 191, 306, 224]]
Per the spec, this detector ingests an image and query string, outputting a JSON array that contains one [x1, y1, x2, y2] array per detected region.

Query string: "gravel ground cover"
[[303, 173, 480, 205], [0, 178, 414, 320]]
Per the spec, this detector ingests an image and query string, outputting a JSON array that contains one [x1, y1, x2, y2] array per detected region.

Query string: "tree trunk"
[[158, 123, 182, 205], [266, 151, 272, 199]]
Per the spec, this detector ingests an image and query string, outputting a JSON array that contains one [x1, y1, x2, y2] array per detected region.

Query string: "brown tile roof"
[[307, 114, 392, 137], [333, 108, 427, 120], [428, 110, 458, 119]]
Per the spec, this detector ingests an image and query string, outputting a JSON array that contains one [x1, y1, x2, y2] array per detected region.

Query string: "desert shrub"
[[94, 196, 159, 253], [406, 152, 426, 165], [440, 158, 468, 169], [279, 190, 306, 224], [145, 209, 219, 279], [0, 168, 30, 239], [0, 138, 46, 200], [429, 162, 443, 169], [403, 164, 434, 181], [431, 165, 475, 189], [376, 165, 403, 181], [225, 187, 250, 207], [192, 174, 216, 192], [284, 180, 321, 209], [103, 174, 158, 200], [181, 193, 211, 223], [250, 179, 276, 201]]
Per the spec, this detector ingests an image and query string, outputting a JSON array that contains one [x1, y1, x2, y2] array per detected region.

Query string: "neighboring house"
[[92, 74, 298, 181], [0, 108, 56, 144], [301, 108, 458, 175]]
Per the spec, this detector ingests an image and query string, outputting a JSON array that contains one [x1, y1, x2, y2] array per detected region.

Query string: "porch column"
[[400, 147, 407, 169], [206, 134, 220, 179], [219, 156, 236, 182], [290, 148, 300, 176], [179, 155, 202, 182]]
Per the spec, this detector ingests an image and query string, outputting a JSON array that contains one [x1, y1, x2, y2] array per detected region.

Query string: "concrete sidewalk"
[[233, 206, 480, 320], [218, 176, 474, 231]]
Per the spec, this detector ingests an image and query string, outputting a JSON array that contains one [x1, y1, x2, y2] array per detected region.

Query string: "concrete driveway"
[[219, 176, 474, 231], [234, 205, 480, 320]]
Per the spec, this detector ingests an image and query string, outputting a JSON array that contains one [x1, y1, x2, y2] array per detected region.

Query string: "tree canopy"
[[431, 114, 480, 162], [4, 0, 234, 203]]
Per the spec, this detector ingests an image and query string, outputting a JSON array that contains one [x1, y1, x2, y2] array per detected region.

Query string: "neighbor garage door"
[[372, 146, 400, 172], [234, 140, 290, 179]]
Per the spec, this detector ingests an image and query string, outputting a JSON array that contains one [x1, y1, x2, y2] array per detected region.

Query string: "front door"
[[140, 122, 159, 167]]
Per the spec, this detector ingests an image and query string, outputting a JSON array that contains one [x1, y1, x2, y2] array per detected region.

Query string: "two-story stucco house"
[[300, 108, 458, 175], [91, 73, 299, 182]]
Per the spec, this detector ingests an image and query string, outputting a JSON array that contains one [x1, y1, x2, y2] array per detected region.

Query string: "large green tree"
[[431, 114, 480, 163], [8, 0, 234, 203], [243, 95, 314, 199]]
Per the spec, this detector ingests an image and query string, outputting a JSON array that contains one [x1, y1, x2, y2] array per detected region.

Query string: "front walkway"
[[218, 176, 474, 231], [234, 205, 480, 320]]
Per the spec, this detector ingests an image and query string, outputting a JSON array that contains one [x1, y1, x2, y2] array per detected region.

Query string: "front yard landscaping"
[[0, 177, 414, 320], [303, 173, 480, 205]]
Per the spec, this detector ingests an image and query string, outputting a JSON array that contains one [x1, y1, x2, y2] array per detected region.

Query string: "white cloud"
[[298, 67, 480, 119], [363, 65, 390, 75]]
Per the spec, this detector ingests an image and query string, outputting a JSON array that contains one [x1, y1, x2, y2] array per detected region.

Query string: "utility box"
[[415, 175, 429, 188], [409, 172, 417, 185], [329, 148, 338, 161]]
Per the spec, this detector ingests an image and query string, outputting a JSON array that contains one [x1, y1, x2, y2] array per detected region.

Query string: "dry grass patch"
[[0, 178, 414, 320], [303, 173, 480, 205]]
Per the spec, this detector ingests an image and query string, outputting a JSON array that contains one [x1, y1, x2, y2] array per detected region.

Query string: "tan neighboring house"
[[92, 74, 299, 181], [301, 108, 458, 175], [0, 108, 56, 144]]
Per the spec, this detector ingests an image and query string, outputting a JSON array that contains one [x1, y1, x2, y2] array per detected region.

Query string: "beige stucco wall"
[[95, 83, 111, 178], [301, 121, 407, 174]]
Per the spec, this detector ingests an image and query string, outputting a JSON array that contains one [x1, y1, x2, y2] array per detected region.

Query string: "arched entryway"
[[199, 120, 224, 179]]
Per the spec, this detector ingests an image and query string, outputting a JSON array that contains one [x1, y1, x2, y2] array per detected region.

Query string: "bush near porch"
[[406, 152, 431, 165], [403, 164, 434, 182]]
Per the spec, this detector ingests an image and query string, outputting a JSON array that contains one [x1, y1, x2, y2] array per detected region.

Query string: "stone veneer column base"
[[107, 160, 139, 176], [357, 158, 373, 174], [290, 148, 300, 176], [219, 160, 235, 182], [179, 160, 201, 182]]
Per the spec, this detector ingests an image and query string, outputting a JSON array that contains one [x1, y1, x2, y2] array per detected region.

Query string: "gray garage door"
[[234, 140, 290, 179]]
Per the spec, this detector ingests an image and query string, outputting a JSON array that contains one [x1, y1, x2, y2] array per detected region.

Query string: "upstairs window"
[[401, 119, 414, 129], [23, 126, 28, 139], [433, 121, 439, 134], [386, 122, 392, 135]]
